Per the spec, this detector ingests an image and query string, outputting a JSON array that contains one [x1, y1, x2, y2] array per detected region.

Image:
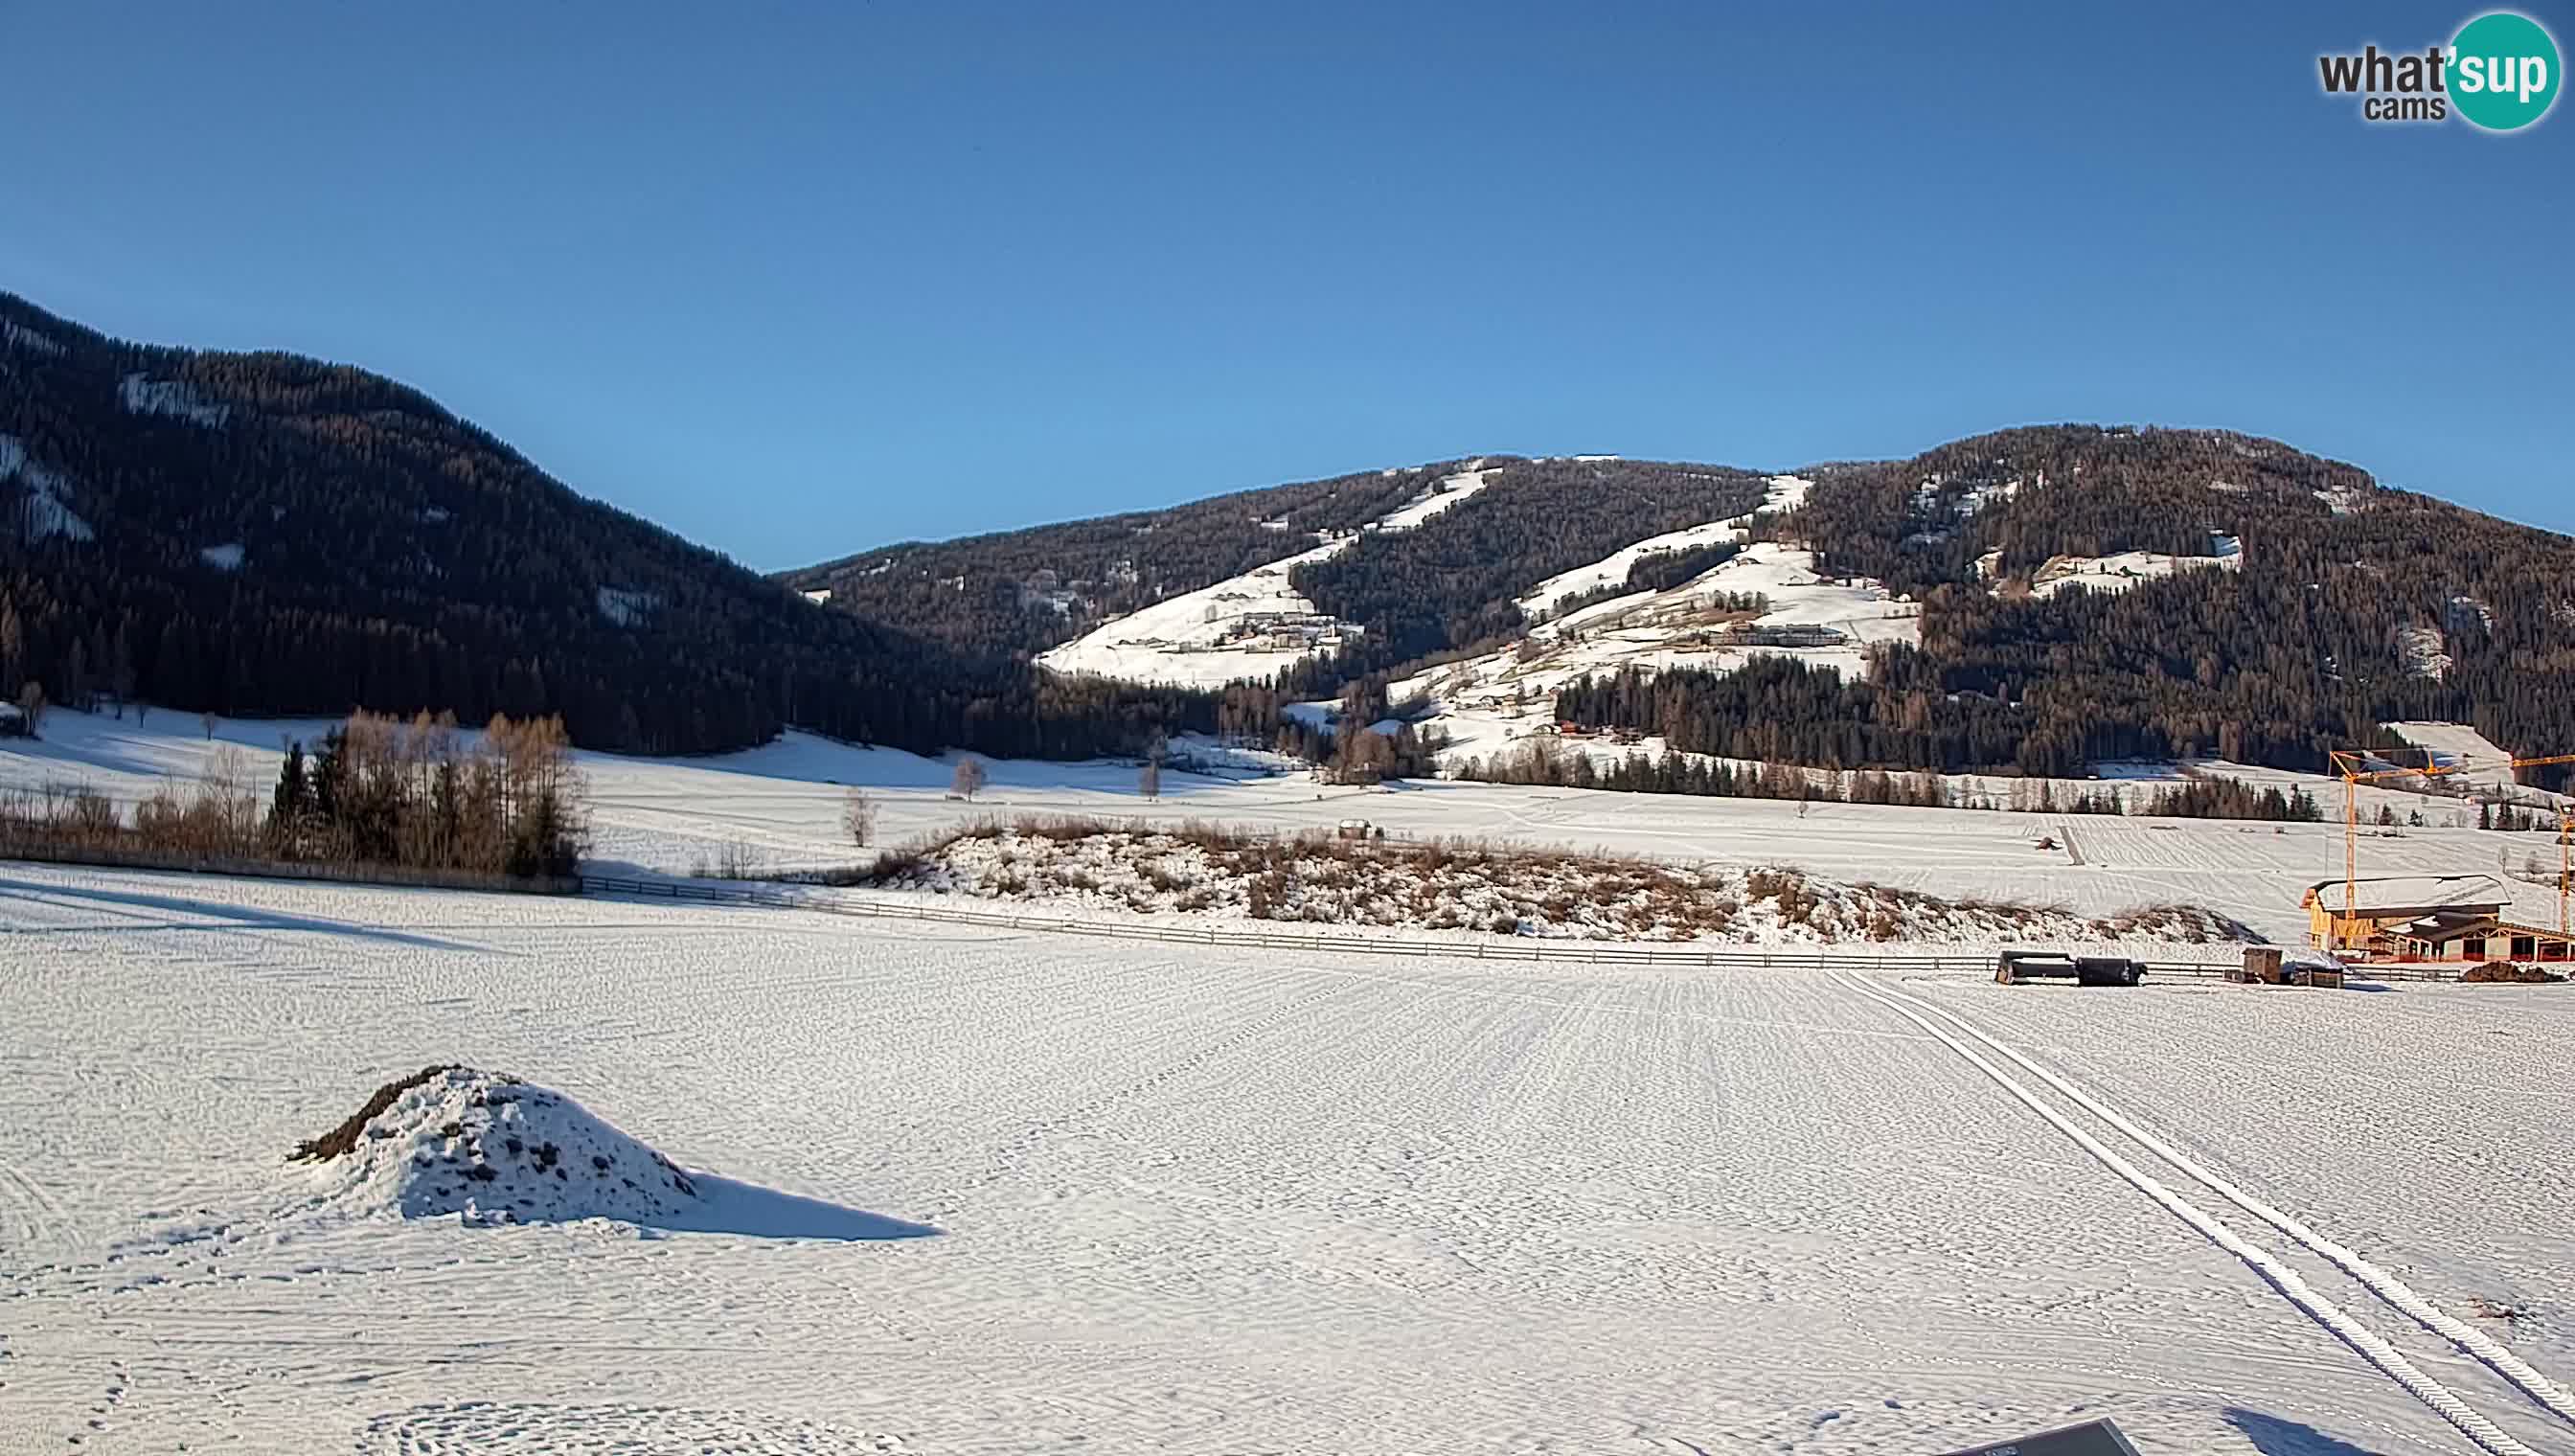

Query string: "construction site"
[[2311, 743, 2575, 965]]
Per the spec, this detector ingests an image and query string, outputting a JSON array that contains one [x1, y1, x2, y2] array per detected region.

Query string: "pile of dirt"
[[2459, 963, 2568, 985], [292, 1067, 704, 1226]]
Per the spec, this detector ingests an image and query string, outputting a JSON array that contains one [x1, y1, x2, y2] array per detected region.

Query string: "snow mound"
[[295, 1067, 704, 1227], [292, 1066, 938, 1240]]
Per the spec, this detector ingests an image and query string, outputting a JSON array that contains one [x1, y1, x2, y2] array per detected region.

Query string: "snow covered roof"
[[2303, 874, 2509, 914]]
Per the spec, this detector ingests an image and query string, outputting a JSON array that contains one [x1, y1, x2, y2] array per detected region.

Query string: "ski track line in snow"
[[0, 1153, 68, 1249], [1828, 968, 2544, 1456], [1858, 976, 2575, 1437]]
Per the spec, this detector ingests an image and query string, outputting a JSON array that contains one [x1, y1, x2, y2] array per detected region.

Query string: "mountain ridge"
[[0, 290, 1210, 759], [10, 288, 2570, 784]]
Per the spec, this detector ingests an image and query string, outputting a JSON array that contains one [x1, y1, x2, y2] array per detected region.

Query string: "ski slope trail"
[[1834, 969, 2564, 1456]]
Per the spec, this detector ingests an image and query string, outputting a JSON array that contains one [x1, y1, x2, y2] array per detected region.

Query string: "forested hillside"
[[13, 286, 2564, 782], [780, 466, 1432, 657], [1287, 459, 1770, 677], [0, 292, 1207, 758], [1585, 425, 2575, 783]]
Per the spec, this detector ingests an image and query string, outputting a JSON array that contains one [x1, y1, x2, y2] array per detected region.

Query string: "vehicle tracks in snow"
[[1833, 968, 2569, 1456]]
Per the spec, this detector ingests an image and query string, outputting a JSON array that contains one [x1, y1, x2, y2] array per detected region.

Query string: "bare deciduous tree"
[[15, 682, 43, 738], [842, 785, 877, 848], [950, 756, 987, 802], [1139, 758, 1161, 800], [202, 709, 220, 741]]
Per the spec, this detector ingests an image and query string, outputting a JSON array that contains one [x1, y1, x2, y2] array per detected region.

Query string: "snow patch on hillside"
[[1515, 474, 1812, 619], [119, 373, 232, 428], [199, 542, 245, 571], [1037, 467, 1499, 688], [2384, 722, 2526, 794], [0, 433, 95, 541], [2026, 537, 2242, 599], [1, 319, 65, 355], [801, 587, 832, 605], [1911, 473, 2021, 520], [2392, 626, 2450, 681], [1374, 464, 1499, 530], [597, 586, 660, 626]]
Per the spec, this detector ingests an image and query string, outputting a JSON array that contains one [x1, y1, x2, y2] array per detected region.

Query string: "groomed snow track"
[[1833, 969, 2575, 1456]]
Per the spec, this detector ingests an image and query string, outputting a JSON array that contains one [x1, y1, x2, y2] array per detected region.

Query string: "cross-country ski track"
[[3, 861, 2571, 1453], [1833, 969, 2572, 1456]]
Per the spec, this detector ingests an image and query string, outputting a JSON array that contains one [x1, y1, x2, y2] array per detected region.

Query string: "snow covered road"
[[3, 864, 2569, 1453]]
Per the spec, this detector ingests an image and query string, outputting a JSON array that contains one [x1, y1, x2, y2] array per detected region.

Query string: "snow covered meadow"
[[3, 861, 2571, 1453], [6, 708, 2568, 947]]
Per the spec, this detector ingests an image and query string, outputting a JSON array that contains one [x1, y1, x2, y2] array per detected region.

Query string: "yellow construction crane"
[[2328, 748, 2575, 949], [2563, 805, 2573, 940]]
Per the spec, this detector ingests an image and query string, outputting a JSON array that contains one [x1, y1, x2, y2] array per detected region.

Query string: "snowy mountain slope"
[[1400, 536, 1921, 757], [1036, 467, 1497, 688], [1515, 473, 1812, 618]]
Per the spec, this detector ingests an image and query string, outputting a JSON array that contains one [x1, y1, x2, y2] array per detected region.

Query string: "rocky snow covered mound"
[[292, 1066, 703, 1227], [863, 824, 2256, 944]]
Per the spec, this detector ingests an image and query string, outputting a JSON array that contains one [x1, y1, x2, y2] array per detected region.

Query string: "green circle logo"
[[2450, 11, 2561, 130]]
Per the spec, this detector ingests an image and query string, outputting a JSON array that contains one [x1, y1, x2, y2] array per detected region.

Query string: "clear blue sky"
[[6, 2, 2569, 569]]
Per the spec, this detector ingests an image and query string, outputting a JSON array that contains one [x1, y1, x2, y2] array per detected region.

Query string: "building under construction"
[[2303, 875, 2575, 963], [2318, 744, 2574, 962]]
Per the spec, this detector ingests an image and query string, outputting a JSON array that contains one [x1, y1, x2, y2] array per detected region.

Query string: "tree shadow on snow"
[[2222, 1408, 2385, 1456], [0, 876, 502, 954]]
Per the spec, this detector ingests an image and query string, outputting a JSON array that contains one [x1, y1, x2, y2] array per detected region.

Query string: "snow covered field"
[[8, 710, 2567, 945], [4, 862, 2571, 1453]]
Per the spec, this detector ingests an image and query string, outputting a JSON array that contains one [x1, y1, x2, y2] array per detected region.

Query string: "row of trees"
[[1450, 735, 2343, 824], [0, 710, 586, 879], [268, 713, 584, 876]]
